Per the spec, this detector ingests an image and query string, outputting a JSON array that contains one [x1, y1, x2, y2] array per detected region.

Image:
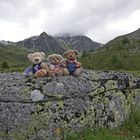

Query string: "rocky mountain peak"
[[16, 32, 102, 54], [39, 32, 48, 38]]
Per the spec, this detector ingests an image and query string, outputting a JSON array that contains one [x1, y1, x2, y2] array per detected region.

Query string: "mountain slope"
[[0, 32, 102, 71], [121, 28, 140, 39], [56, 35, 102, 52], [0, 43, 29, 69], [17, 32, 102, 54], [17, 32, 67, 54], [80, 28, 140, 70]]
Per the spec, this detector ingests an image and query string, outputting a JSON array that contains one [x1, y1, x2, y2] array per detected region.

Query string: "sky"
[[0, 0, 140, 43]]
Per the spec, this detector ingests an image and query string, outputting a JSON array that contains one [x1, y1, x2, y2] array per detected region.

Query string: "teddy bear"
[[47, 54, 63, 76], [23, 52, 49, 77], [62, 50, 83, 76]]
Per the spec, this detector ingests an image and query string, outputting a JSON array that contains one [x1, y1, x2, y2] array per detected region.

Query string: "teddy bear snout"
[[34, 58, 39, 62]]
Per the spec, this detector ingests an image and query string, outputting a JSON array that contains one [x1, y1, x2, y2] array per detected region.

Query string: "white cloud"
[[0, 0, 140, 43], [86, 10, 140, 43]]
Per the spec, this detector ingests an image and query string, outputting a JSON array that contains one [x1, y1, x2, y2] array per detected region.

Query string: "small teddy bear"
[[47, 54, 63, 76], [23, 52, 49, 77], [62, 50, 83, 76]]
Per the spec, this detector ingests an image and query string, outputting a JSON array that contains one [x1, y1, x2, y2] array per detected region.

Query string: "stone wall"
[[0, 70, 140, 139]]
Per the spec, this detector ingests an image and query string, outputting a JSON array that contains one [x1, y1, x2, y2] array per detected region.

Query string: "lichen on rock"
[[0, 70, 140, 139]]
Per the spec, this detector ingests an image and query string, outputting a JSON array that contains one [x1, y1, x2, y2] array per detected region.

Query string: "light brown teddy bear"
[[62, 50, 83, 76], [47, 54, 63, 76], [23, 52, 49, 77]]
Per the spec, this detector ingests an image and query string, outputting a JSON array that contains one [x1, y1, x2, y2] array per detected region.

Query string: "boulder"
[[0, 70, 140, 139]]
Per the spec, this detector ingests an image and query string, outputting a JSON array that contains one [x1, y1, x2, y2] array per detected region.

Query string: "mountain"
[[0, 40, 15, 45], [17, 32, 102, 54], [56, 35, 102, 52], [0, 32, 102, 71], [17, 32, 67, 54], [80, 28, 140, 71]]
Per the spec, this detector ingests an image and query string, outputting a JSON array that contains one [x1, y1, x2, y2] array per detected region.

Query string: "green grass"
[[65, 128, 138, 140], [0, 44, 29, 68], [80, 38, 140, 71], [117, 70, 140, 76], [65, 105, 140, 140]]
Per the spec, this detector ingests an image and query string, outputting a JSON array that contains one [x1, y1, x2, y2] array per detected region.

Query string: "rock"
[[0, 69, 140, 139], [30, 90, 44, 101]]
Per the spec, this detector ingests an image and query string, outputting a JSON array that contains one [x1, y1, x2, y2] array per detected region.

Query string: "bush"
[[1, 61, 10, 69]]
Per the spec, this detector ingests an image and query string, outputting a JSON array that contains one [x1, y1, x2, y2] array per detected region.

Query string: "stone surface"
[[30, 90, 44, 101], [0, 70, 140, 139]]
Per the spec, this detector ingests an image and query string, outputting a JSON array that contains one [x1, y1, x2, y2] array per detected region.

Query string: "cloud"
[[0, 0, 140, 43]]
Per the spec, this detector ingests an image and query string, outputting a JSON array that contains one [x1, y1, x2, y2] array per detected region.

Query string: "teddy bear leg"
[[56, 70, 63, 76], [48, 70, 55, 76], [73, 68, 83, 76], [62, 68, 70, 76], [34, 69, 47, 78]]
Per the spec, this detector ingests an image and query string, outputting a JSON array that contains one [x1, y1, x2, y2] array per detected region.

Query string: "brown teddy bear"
[[62, 50, 83, 76], [23, 52, 49, 77], [47, 54, 63, 76]]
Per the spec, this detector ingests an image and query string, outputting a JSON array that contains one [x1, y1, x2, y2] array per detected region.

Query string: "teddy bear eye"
[[56, 58, 59, 60]]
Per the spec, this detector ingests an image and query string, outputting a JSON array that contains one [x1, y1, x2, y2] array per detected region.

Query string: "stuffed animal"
[[62, 50, 83, 76], [23, 52, 49, 77], [47, 54, 63, 76]]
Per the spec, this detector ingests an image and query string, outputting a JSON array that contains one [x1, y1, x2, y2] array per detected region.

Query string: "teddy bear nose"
[[35, 58, 39, 62]]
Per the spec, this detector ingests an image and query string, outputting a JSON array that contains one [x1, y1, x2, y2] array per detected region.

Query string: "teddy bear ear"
[[47, 55, 52, 61], [40, 52, 45, 57], [63, 52, 67, 58], [58, 55, 63, 60], [74, 50, 79, 56], [27, 53, 33, 59]]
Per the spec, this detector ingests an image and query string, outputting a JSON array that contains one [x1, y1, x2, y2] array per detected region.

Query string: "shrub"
[[1, 61, 10, 69]]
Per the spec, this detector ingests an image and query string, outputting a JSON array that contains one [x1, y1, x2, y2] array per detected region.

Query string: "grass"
[[65, 105, 140, 140], [65, 128, 138, 140], [0, 44, 29, 69], [117, 70, 140, 76], [79, 38, 140, 71]]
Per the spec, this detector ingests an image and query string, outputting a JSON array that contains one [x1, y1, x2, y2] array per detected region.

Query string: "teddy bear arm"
[[76, 61, 82, 68], [34, 69, 47, 77], [23, 65, 33, 75], [40, 63, 49, 72], [34, 64, 40, 71]]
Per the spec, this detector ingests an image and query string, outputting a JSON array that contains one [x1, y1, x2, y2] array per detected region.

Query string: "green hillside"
[[80, 34, 140, 71], [1, 29, 140, 72], [0, 44, 29, 71]]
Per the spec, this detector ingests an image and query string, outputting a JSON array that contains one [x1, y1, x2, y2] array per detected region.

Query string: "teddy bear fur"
[[47, 54, 63, 76], [62, 50, 83, 76], [23, 52, 49, 77]]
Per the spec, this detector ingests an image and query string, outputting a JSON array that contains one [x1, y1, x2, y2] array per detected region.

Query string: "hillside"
[[0, 43, 29, 70], [0, 32, 102, 71], [80, 28, 140, 71]]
